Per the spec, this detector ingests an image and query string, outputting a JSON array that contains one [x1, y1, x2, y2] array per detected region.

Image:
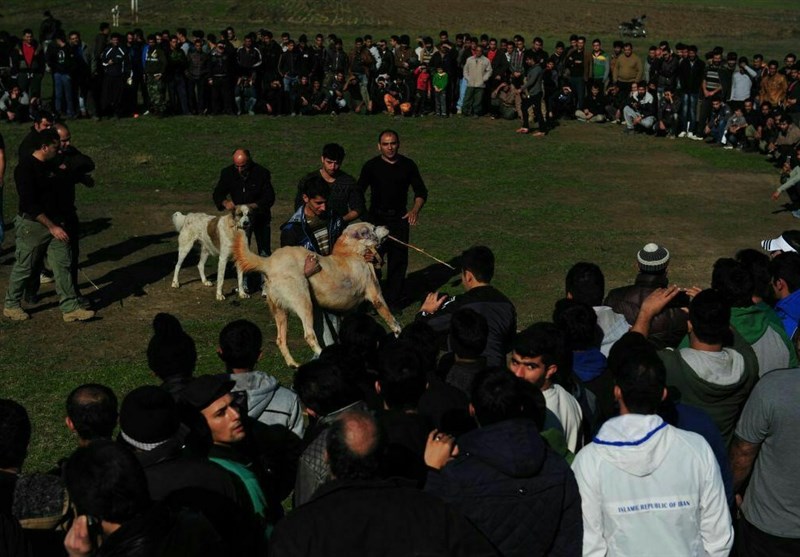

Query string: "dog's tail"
[[172, 211, 187, 232], [233, 232, 268, 276]]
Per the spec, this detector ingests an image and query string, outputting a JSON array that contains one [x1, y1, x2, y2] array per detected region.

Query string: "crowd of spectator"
[[4, 236, 800, 555]]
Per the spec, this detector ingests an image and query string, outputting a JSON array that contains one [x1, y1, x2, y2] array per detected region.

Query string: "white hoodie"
[[572, 414, 733, 557]]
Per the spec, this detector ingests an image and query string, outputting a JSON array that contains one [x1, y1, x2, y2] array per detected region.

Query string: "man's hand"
[[631, 285, 681, 336], [64, 515, 93, 557], [403, 208, 420, 225], [303, 253, 321, 278], [222, 199, 235, 210], [424, 430, 458, 470], [420, 292, 447, 314], [50, 225, 69, 243], [772, 190, 782, 201]]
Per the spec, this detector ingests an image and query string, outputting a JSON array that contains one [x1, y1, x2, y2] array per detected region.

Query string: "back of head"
[[449, 308, 488, 359], [460, 246, 494, 283], [302, 174, 331, 200], [689, 289, 731, 345], [607, 332, 666, 415], [512, 322, 568, 372], [471, 367, 543, 427], [147, 313, 197, 381], [66, 384, 119, 442], [565, 262, 605, 306], [119, 386, 180, 451], [0, 399, 31, 470], [637, 243, 670, 275], [293, 360, 362, 417], [552, 298, 599, 351], [326, 410, 383, 481], [735, 248, 772, 302], [398, 321, 438, 373], [65, 441, 150, 523], [377, 340, 427, 410], [769, 251, 800, 293], [711, 258, 754, 308], [339, 313, 386, 364], [218, 319, 262, 371]]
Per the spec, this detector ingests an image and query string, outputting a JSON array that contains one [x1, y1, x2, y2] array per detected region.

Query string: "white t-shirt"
[[543, 383, 584, 453]]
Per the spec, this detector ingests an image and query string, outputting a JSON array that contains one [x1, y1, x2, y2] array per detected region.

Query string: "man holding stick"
[[358, 129, 428, 310]]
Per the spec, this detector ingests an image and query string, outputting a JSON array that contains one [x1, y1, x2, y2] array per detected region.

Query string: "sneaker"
[[688, 133, 703, 141], [723, 145, 734, 150], [792, 210, 800, 219], [3, 307, 30, 321], [678, 131, 687, 138], [63, 308, 95, 322], [40, 272, 54, 284]]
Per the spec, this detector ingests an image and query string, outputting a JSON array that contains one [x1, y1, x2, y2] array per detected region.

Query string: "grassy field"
[[0, 0, 795, 471]]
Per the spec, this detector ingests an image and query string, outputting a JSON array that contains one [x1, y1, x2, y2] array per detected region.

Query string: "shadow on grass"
[[397, 255, 462, 310], [79, 217, 113, 240], [83, 231, 177, 267], [89, 251, 179, 309]]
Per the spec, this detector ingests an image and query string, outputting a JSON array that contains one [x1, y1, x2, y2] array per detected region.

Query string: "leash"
[[80, 268, 101, 291], [387, 235, 455, 270]]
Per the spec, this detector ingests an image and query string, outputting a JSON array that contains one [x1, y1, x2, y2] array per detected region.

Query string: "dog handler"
[[4, 129, 95, 322]]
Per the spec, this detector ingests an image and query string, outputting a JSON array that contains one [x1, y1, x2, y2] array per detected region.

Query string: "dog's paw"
[[238, 291, 250, 299], [171, 281, 180, 289], [216, 293, 226, 301], [202, 280, 213, 287]]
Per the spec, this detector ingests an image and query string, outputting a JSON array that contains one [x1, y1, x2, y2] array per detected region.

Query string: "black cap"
[[179, 375, 235, 411], [119, 386, 179, 450]]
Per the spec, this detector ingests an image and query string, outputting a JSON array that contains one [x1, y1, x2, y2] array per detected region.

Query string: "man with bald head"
[[213, 149, 275, 293], [270, 409, 497, 556]]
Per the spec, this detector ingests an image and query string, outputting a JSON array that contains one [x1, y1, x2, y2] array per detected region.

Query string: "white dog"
[[171, 205, 252, 300], [234, 221, 402, 367]]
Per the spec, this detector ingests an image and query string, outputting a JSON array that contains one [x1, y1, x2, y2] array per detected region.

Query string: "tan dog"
[[171, 205, 252, 300], [234, 222, 402, 367]]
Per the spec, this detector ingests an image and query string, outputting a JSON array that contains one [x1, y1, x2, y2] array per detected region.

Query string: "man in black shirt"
[[294, 143, 365, 223], [4, 129, 94, 321], [213, 149, 275, 292], [357, 130, 428, 309]]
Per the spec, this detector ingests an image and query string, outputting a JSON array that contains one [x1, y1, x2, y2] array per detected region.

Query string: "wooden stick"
[[387, 235, 455, 270]]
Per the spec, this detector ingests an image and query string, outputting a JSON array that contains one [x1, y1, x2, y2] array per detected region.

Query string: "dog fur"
[[234, 221, 402, 367], [171, 205, 252, 300]]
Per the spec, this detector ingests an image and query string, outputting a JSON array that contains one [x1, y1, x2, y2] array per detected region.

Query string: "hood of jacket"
[[229, 371, 281, 419], [591, 414, 669, 477], [573, 348, 607, 383], [730, 305, 777, 344], [458, 419, 546, 478]]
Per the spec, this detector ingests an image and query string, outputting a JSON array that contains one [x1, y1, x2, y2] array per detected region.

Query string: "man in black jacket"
[[417, 246, 516, 367], [270, 409, 497, 557], [213, 148, 275, 292]]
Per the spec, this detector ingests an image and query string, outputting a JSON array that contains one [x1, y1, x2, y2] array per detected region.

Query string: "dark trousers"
[[246, 215, 271, 291], [570, 76, 586, 109], [737, 516, 800, 557], [211, 76, 234, 114], [521, 93, 547, 131], [371, 215, 408, 306], [188, 77, 207, 114], [101, 75, 125, 117]]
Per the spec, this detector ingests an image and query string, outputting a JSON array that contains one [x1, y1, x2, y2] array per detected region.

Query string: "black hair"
[[321, 143, 345, 162], [449, 308, 488, 359], [711, 258, 754, 308], [512, 322, 567, 372], [0, 399, 30, 469], [397, 321, 439, 373], [565, 262, 605, 306], [460, 245, 494, 283], [607, 332, 665, 414], [613, 40, 624, 48], [33, 110, 54, 125], [377, 340, 427, 410], [471, 367, 543, 427], [377, 128, 399, 143], [302, 174, 331, 200], [293, 360, 362, 416], [339, 313, 386, 367], [64, 441, 150, 523], [37, 128, 59, 149], [326, 410, 383, 481], [218, 319, 262, 371], [735, 248, 772, 302], [769, 251, 800, 292], [552, 298, 600, 351], [689, 289, 732, 345], [66, 384, 118, 441]]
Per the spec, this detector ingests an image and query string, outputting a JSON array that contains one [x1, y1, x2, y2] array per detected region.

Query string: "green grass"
[[0, 0, 794, 471]]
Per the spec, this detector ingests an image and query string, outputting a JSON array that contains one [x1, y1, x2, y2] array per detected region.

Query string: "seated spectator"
[[572, 339, 733, 556], [575, 82, 606, 122], [437, 308, 488, 398], [633, 288, 759, 444], [551, 80, 576, 120], [702, 97, 732, 144], [723, 105, 747, 149], [656, 88, 680, 137], [64, 383, 118, 448], [623, 80, 656, 134], [218, 319, 304, 437], [0, 84, 30, 122], [147, 313, 197, 399], [766, 114, 800, 162], [63, 441, 223, 556], [604, 243, 689, 349], [292, 360, 366, 507], [490, 80, 519, 120], [424, 367, 582, 557], [269, 410, 498, 557]]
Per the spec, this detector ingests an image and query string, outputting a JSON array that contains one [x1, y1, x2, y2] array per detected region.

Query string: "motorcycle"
[[619, 15, 647, 38]]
